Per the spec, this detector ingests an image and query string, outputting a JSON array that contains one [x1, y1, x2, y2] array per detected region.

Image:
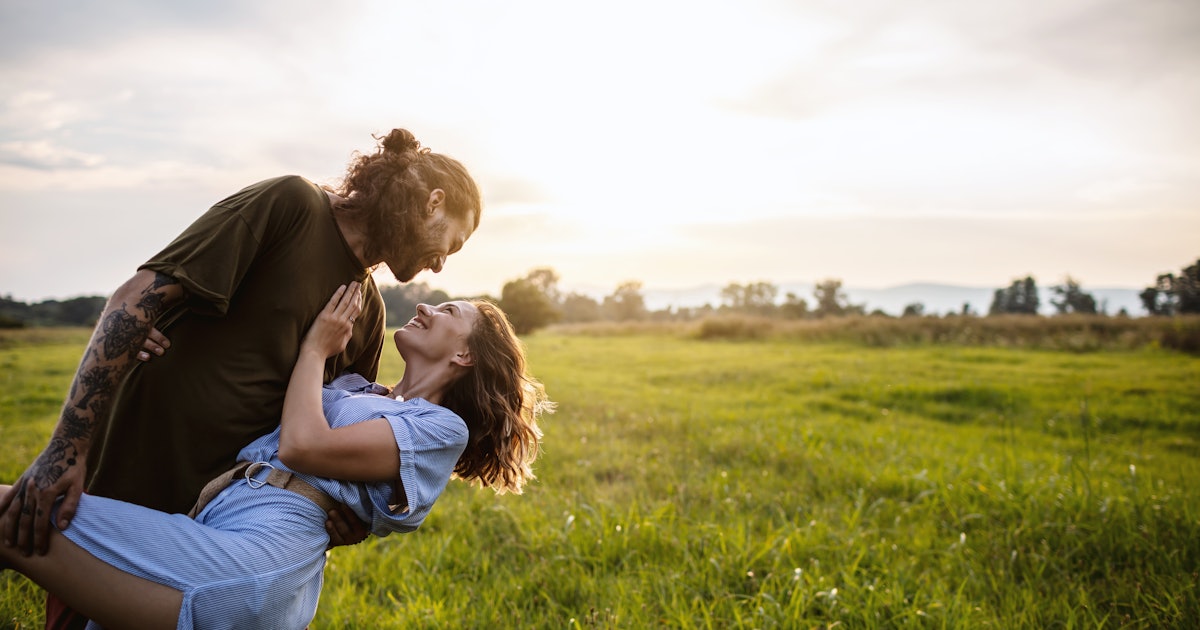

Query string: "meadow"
[[2, 324, 1199, 628]]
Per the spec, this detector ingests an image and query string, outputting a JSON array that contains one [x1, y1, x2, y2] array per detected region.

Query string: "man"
[[0, 128, 482, 629]]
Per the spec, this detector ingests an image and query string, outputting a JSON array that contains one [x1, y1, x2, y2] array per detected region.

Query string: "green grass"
[[3, 329, 1199, 628]]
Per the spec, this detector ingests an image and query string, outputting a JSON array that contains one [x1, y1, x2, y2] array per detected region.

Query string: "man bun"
[[379, 128, 424, 155]]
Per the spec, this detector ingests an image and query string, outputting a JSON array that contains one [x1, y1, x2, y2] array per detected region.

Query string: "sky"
[[1, 0, 1198, 304]]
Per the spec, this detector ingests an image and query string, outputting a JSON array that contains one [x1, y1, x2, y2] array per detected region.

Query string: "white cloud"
[[0, 140, 105, 170], [1, 0, 1198, 301]]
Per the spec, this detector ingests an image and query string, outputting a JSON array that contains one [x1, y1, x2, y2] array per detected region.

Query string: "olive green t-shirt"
[[85, 175, 387, 514]]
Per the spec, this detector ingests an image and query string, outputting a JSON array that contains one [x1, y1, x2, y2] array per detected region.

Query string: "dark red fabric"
[[45, 593, 88, 630]]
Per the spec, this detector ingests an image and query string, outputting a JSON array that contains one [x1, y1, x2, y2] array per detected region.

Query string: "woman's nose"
[[416, 303, 431, 316]]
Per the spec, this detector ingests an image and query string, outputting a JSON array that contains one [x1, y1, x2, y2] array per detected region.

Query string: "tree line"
[[484, 257, 1200, 335], [4, 257, 1197, 334], [0, 295, 108, 329]]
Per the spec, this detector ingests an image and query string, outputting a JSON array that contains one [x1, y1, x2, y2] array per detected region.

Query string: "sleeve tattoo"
[[59, 272, 181, 447]]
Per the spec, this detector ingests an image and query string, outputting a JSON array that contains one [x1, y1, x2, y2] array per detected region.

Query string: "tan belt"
[[188, 461, 339, 518]]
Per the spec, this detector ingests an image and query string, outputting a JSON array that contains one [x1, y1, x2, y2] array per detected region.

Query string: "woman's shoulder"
[[327, 372, 385, 393], [400, 400, 470, 445]]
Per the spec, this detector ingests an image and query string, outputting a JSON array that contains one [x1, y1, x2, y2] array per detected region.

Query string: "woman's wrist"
[[298, 344, 330, 362]]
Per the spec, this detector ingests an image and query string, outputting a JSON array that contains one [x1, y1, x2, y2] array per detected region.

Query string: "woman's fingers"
[[339, 282, 360, 317], [331, 282, 361, 323], [322, 284, 348, 316]]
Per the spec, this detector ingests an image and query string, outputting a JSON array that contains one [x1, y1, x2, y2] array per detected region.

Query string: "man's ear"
[[451, 350, 474, 368], [427, 189, 445, 215]]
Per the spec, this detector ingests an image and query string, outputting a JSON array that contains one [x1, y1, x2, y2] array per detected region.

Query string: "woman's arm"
[[278, 283, 401, 482]]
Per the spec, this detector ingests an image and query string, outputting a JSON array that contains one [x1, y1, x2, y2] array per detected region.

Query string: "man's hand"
[[325, 503, 370, 549], [0, 439, 87, 556], [1, 270, 183, 556], [136, 327, 171, 362]]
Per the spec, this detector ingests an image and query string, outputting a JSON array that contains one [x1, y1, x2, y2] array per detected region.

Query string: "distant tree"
[[1049, 276, 1097, 315], [560, 292, 601, 323], [719, 281, 778, 315], [51, 296, 108, 326], [1182, 259, 1200, 313], [0, 294, 106, 327], [1141, 258, 1200, 315], [989, 276, 1040, 315], [499, 269, 563, 335], [1140, 280, 1170, 316], [813, 279, 860, 317], [0, 295, 31, 323], [378, 282, 450, 326], [524, 267, 562, 304], [901, 302, 925, 318], [603, 280, 647, 321], [780, 292, 808, 319], [676, 304, 716, 320], [0, 314, 23, 329]]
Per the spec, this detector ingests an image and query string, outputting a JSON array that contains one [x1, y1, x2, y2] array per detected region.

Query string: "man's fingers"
[[146, 326, 171, 349], [33, 498, 52, 555], [1, 480, 27, 548], [15, 491, 34, 555], [0, 482, 16, 517], [325, 509, 352, 544], [324, 504, 370, 548], [57, 489, 81, 531], [137, 327, 171, 362]]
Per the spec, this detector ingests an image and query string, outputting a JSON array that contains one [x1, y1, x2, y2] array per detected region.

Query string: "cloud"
[[477, 176, 552, 206], [728, 0, 1200, 124], [0, 140, 105, 170], [667, 209, 1200, 288]]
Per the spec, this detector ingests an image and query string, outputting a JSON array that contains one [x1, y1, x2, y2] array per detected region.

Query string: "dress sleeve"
[[366, 403, 468, 536]]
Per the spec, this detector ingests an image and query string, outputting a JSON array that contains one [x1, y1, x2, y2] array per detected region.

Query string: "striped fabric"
[[59, 374, 469, 629]]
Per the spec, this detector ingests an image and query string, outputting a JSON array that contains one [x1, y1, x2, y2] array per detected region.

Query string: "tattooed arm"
[[0, 269, 184, 556]]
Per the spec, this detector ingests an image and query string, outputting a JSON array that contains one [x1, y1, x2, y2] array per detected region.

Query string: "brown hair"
[[334, 128, 482, 265], [441, 300, 551, 494]]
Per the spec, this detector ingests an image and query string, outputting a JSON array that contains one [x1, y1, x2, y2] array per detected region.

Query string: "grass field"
[[2, 327, 1199, 628]]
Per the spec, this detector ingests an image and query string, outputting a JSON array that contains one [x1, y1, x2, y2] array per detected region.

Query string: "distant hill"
[[568, 282, 1147, 316]]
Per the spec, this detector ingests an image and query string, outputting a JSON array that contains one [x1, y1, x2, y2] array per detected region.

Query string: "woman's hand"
[[302, 283, 362, 359]]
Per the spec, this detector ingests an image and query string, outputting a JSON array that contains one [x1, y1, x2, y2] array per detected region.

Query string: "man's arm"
[[0, 269, 183, 555]]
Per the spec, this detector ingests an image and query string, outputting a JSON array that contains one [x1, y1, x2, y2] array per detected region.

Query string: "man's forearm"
[[36, 271, 183, 486]]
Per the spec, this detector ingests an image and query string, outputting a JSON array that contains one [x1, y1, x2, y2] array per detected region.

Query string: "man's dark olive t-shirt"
[[85, 175, 387, 514]]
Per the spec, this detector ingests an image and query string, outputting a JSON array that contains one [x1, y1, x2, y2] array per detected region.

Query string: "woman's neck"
[[390, 363, 457, 405]]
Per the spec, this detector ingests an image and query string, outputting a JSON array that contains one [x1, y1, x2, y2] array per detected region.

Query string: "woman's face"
[[393, 301, 480, 363]]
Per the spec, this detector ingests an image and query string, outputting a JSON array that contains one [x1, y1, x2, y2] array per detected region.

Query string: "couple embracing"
[[1, 128, 551, 629]]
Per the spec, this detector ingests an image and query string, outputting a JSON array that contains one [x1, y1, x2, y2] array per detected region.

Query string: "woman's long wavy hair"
[[334, 128, 482, 265], [440, 300, 552, 494]]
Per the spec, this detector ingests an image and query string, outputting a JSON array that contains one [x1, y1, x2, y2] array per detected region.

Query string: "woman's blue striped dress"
[[60, 374, 468, 629]]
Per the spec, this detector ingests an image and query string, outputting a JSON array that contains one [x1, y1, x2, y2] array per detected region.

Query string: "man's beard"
[[385, 218, 448, 282]]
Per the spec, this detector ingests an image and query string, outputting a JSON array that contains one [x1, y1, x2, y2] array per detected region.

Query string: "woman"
[[1, 282, 550, 629]]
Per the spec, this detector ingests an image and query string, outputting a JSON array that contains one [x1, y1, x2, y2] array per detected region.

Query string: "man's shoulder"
[[226, 172, 321, 200], [206, 176, 334, 240]]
